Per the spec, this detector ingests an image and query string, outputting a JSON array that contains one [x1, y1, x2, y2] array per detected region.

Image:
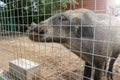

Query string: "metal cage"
[[0, 0, 120, 80]]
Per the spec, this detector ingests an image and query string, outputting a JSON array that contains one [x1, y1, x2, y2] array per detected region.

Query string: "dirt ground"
[[0, 34, 120, 80]]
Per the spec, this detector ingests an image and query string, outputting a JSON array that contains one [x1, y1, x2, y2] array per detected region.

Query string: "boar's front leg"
[[107, 49, 119, 80], [94, 62, 105, 80], [83, 62, 92, 80]]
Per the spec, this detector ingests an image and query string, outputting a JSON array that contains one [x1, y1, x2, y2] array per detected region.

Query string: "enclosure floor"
[[0, 35, 120, 80]]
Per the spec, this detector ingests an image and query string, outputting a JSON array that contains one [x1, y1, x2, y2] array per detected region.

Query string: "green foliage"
[[1, 0, 78, 31], [4, 0, 77, 23]]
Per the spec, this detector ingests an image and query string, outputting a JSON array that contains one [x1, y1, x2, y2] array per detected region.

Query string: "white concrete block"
[[9, 58, 39, 80], [0, 68, 3, 74]]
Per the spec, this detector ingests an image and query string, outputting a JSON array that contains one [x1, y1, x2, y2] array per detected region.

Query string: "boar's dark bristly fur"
[[28, 9, 120, 80]]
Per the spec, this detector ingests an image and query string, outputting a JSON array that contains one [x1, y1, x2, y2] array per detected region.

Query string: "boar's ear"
[[60, 14, 68, 21], [71, 12, 95, 25], [70, 14, 82, 25], [81, 12, 95, 25], [70, 13, 94, 38]]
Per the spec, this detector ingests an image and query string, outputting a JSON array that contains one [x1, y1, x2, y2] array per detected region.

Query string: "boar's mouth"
[[28, 32, 67, 43], [28, 33, 42, 42]]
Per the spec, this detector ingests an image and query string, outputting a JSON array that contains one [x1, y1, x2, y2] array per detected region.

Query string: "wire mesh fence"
[[0, 0, 120, 80]]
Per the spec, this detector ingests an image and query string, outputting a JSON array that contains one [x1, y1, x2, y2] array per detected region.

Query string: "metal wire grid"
[[0, 0, 120, 80]]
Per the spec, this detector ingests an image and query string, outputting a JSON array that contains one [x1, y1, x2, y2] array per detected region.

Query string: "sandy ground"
[[0, 34, 120, 80]]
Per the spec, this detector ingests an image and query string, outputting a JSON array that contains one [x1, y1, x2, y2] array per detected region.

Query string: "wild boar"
[[28, 9, 120, 80]]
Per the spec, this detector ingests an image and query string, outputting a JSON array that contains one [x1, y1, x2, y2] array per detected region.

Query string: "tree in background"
[[2, 0, 78, 32]]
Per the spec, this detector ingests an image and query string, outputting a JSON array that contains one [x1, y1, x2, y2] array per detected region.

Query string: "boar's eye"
[[59, 14, 68, 21]]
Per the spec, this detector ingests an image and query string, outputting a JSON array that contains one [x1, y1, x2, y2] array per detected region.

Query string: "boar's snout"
[[28, 22, 47, 41]]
